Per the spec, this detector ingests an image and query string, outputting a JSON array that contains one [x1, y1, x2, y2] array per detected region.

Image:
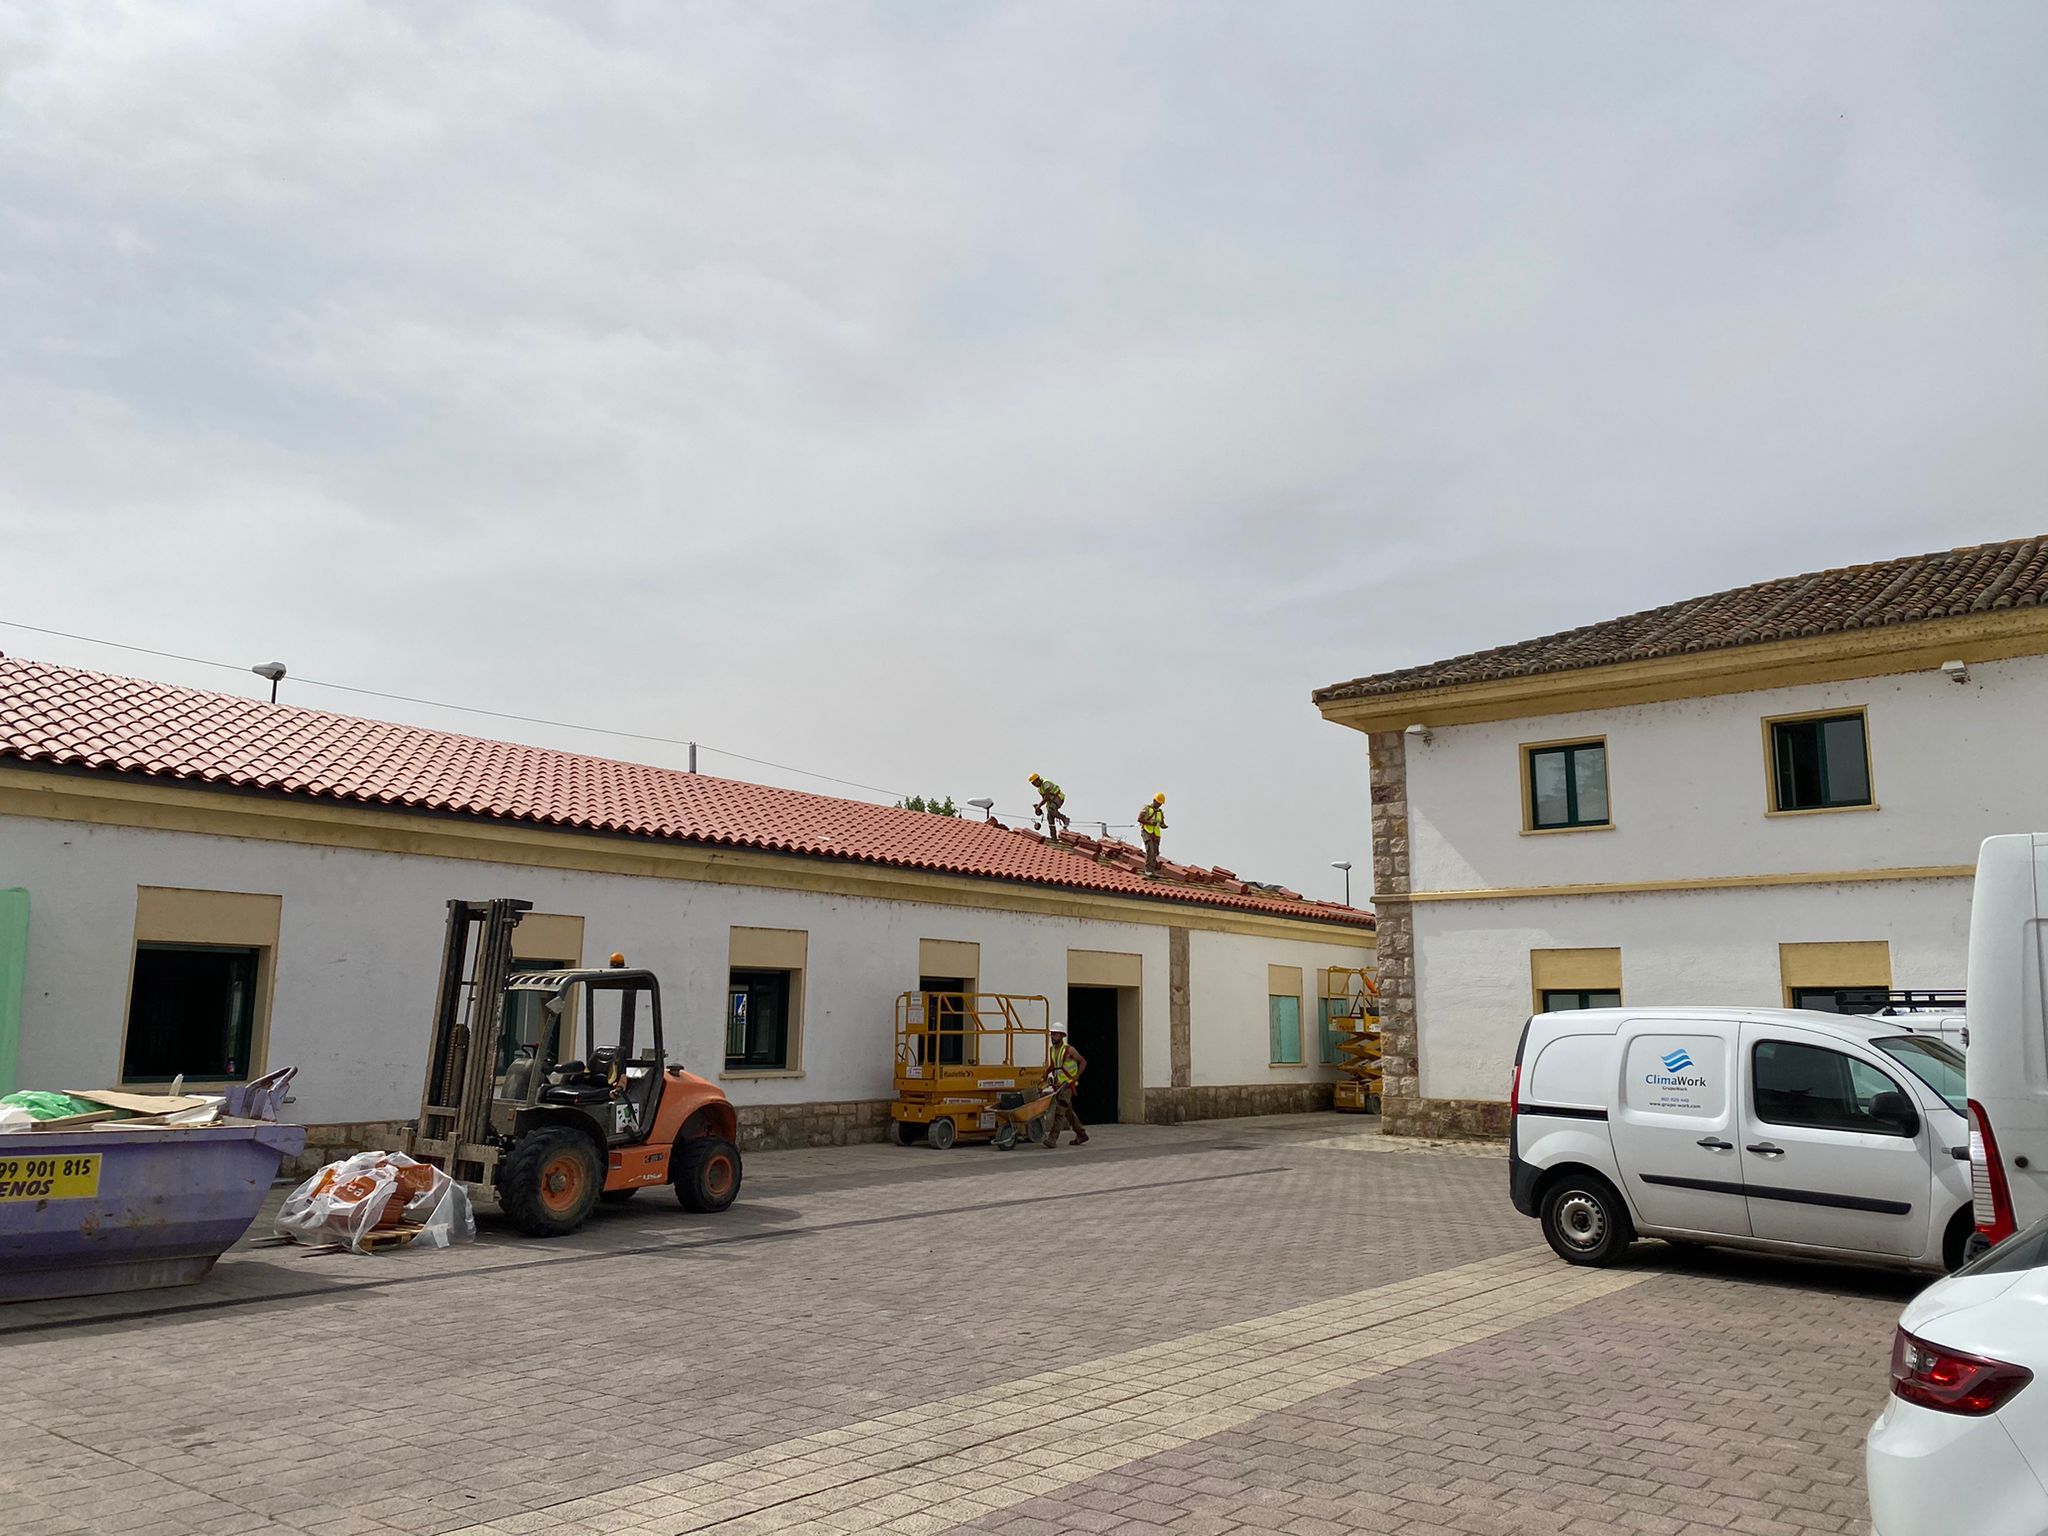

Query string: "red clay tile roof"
[[1315, 537, 2048, 705], [0, 655, 1369, 929]]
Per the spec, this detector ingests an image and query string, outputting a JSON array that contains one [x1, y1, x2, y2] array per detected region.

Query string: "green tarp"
[[0, 889, 23, 1096]]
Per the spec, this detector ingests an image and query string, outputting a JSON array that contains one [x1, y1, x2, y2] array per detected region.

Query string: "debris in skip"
[[276, 1151, 476, 1254]]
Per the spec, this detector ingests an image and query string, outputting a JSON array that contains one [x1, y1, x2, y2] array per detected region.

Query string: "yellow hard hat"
[[1153, 792, 1166, 804], [1028, 772, 1042, 784]]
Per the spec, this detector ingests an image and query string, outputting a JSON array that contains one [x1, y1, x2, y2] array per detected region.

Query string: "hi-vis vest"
[[1048, 1042, 1080, 1090], [1038, 781, 1065, 806], [1138, 805, 1164, 837]]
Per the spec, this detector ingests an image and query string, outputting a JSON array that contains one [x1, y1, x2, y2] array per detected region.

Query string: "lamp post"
[[251, 661, 286, 703], [966, 797, 996, 822], [1329, 860, 1352, 905]]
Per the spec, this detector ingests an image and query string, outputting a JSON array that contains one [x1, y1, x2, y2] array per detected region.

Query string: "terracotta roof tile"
[[1314, 536, 2047, 705], [0, 656, 1369, 929]]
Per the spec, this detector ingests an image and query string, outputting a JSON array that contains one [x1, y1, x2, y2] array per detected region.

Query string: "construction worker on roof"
[[1027, 773, 1070, 839], [1041, 1025, 1089, 1148], [1138, 792, 1167, 876]]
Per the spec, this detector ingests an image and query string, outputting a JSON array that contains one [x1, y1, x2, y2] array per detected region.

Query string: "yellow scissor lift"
[[890, 992, 1051, 1150], [1324, 967, 1383, 1111]]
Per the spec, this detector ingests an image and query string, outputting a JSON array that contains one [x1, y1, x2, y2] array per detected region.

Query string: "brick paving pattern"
[[0, 1116, 1915, 1535]]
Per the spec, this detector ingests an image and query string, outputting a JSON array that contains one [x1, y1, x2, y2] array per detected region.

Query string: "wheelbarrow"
[[992, 1090, 1054, 1152]]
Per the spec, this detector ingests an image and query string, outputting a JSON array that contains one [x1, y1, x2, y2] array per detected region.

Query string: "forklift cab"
[[496, 961, 666, 1145]]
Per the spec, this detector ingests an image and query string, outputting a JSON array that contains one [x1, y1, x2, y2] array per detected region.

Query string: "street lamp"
[[1329, 860, 1353, 905], [966, 797, 996, 821], [251, 661, 287, 703]]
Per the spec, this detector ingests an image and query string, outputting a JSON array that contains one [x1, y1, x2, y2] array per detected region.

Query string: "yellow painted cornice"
[[1316, 608, 2048, 734], [1409, 864, 1972, 904], [0, 764, 1374, 946]]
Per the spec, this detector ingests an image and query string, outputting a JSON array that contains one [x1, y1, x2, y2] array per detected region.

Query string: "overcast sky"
[[2, 2, 2043, 902]]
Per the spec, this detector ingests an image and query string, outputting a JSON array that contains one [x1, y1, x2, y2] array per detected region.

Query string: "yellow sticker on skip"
[[0, 1153, 102, 1202]]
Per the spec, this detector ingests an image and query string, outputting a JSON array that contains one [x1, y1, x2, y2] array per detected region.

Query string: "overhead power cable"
[[0, 617, 911, 802]]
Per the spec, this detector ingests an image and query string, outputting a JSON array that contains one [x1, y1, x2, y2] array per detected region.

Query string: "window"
[[123, 943, 260, 1082], [1268, 995, 1303, 1065], [1789, 985, 1891, 1015], [1873, 1035, 1966, 1116], [726, 969, 792, 1070], [1540, 988, 1622, 1011], [1752, 1039, 1911, 1136], [1530, 948, 1622, 1015], [1525, 741, 1609, 830], [1769, 712, 1871, 811], [1318, 998, 1342, 1066]]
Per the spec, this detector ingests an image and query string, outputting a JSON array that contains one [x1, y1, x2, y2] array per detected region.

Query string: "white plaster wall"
[[1411, 878, 1970, 1101], [1403, 654, 2040, 894], [1, 815, 1367, 1123], [1186, 929, 1365, 1086]]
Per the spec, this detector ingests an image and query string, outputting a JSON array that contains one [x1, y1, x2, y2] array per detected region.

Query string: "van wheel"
[[1942, 1208, 1977, 1273], [1541, 1173, 1633, 1266]]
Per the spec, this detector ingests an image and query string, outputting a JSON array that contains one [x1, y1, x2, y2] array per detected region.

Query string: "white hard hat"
[[1050, 1022, 1067, 1035]]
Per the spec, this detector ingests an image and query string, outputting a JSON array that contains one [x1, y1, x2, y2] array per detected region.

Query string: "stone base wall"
[[1381, 1096, 1510, 1139], [736, 1100, 893, 1151], [1144, 1082, 1335, 1124], [283, 1120, 412, 1179]]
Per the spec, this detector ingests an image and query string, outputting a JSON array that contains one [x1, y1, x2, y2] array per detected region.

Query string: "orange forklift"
[[406, 898, 741, 1237]]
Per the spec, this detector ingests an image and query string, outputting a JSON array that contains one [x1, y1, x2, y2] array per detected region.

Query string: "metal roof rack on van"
[[1863, 989, 1965, 1014]]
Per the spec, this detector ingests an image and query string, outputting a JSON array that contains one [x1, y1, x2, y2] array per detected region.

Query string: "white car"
[[1866, 1214, 2048, 1536], [1511, 1006, 1974, 1272]]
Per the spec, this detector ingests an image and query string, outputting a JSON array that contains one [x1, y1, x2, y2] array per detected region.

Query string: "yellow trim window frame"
[[1522, 736, 1612, 833], [1763, 707, 1876, 816]]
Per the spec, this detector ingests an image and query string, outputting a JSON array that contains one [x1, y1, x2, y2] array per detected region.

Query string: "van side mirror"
[[1869, 1090, 1920, 1138]]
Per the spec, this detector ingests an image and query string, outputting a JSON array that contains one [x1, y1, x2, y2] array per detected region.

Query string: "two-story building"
[[1314, 536, 2047, 1137]]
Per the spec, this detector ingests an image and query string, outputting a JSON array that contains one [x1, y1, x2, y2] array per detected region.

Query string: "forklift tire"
[[675, 1135, 742, 1213], [499, 1125, 602, 1237], [992, 1123, 1019, 1151], [926, 1116, 957, 1151], [598, 1188, 638, 1205]]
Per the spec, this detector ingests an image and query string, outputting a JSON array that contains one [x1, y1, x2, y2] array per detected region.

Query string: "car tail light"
[[1969, 1099, 2018, 1245], [1891, 1327, 2032, 1415], [1509, 1062, 1522, 1118]]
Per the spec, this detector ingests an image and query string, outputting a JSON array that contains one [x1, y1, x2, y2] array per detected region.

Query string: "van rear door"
[[1965, 833, 2048, 1235], [1608, 1019, 1748, 1236]]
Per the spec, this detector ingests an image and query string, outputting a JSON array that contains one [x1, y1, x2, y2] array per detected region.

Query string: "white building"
[[0, 655, 1372, 1157], [1314, 536, 2044, 1137]]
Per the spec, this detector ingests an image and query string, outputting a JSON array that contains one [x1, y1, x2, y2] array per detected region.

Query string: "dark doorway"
[[1065, 985, 1121, 1125], [919, 975, 971, 1065]]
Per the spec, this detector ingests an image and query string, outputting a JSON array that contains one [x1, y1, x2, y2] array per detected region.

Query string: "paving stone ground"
[[0, 1115, 1919, 1536]]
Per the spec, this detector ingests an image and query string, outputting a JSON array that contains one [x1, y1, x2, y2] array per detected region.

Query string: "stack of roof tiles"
[[0, 655, 1368, 928], [1316, 536, 2047, 703]]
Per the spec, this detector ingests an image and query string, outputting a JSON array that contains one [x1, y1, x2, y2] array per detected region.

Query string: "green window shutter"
[[1269, 994, 1302, 1065], [1317, 998, 1339, 1066]]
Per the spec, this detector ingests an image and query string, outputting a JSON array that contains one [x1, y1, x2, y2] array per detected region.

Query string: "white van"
[[1509, 1007, 1973, 1271], [1963, 834, 2048, 1246]]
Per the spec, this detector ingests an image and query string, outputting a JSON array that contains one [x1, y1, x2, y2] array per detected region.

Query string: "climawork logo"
[[1646, 1044, 1707, 1089]]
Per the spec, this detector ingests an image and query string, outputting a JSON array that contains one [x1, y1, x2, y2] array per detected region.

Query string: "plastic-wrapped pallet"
[[275, 1150, 475, 1253]]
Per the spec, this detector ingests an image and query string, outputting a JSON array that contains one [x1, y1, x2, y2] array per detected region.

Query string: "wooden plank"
[[29, 1109, 118, 1130], [65, 1089, 214, 1115]]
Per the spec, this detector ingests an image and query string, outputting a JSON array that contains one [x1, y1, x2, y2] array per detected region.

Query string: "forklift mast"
[[413, 898, 532, 1184]]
